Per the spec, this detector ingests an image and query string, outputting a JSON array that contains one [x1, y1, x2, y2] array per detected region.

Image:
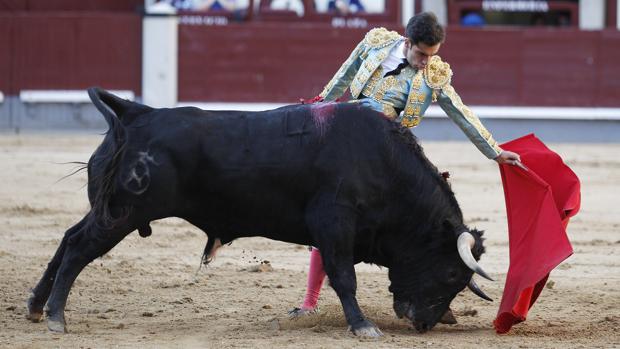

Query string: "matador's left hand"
[[494, 150, 526, 170]]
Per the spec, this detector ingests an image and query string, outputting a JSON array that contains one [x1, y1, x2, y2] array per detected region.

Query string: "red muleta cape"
[[494, 134, 581, 334]]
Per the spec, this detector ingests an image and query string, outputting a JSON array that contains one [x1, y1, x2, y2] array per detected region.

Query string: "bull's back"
[[201, 104, 323, 179], [220, 103, 390, 179], [126, 103, 400, 243], [185, 103, 397, 197]]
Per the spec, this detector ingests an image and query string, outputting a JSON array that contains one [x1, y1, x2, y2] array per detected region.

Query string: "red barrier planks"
[[5, 13, 141, 95]]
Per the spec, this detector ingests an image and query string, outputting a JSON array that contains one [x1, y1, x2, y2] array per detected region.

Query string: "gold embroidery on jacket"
[[424, 55, 452, 89], [401, 70, 426, 127], [375, 51, 388, 65], [320, 28, 403, 100], [415, 92, 426, 103], [362, 67, 383, 97], [401, 113, 421, 127], [412, 71, 423, 90], [374, 75, 398, 101], [364, 27, 401, 49], [351, 50, 388, 98]]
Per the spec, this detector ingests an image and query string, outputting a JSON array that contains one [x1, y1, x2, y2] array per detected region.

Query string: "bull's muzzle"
[[394, 300, 435, 333], [393, 300, 414, 320], [413, 320, 431, 333]]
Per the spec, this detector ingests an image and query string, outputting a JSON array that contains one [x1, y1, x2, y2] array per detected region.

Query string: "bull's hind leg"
[[305, 194, 382, 338], [45, 223, 133, 333], [27, 217, 87, 322]]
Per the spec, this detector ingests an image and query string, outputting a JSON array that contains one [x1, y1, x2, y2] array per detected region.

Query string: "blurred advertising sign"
[[482, 0, 549, 12]]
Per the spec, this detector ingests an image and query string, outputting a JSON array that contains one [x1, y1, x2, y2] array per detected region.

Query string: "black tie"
[[384, 59, 410, 77]]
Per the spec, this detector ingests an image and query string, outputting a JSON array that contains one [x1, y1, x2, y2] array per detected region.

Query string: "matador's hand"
[[495, 150, 527, 170]]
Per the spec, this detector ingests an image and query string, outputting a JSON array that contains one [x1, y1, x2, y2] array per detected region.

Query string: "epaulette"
[[363, 27, 402, 49], [424, 55, 452, 89]]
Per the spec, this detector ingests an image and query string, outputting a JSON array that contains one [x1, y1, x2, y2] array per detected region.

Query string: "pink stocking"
[[301, 247, 326, 310]]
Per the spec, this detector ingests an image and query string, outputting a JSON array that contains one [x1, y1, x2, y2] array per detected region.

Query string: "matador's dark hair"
[[405, 12, 445, 46]]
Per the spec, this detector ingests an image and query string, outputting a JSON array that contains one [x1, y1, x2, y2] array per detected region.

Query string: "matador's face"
[[404, 39, 441, 71]]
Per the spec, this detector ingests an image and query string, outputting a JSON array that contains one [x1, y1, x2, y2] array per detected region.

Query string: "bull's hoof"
[[26, 311, 43, 323], [287, 307, 318, 319], [26, 296, 44, 323], [47, 317, 67, 333], [350, 320, 383, 337], [438, 308, 457, 325]]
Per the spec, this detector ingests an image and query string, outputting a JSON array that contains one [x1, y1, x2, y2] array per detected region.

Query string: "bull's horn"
[[467, 279, 493, 301], [457, 232, 493, 281]]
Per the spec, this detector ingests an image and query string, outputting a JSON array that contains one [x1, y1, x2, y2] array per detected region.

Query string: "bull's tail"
[[201, 237, 216, 265], [87, 87, 152, 228]]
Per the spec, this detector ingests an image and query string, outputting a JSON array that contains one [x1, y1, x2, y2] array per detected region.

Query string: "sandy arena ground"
[[0, 133, 618, 348]]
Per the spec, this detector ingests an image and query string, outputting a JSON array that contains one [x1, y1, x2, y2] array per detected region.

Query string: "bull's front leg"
[[44, 221, 134, 333], [306, 194, 382, 337], [320, 248, 382, 337], [27, 217, 87, 322]]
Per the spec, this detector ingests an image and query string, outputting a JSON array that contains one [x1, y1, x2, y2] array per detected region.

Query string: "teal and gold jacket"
[[319, 27, 502, 159]]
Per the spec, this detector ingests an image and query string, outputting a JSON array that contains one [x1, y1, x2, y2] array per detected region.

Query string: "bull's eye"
[[447, 270, 458, 281]]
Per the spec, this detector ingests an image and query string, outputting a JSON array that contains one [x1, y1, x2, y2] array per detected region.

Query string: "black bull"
[[27, 88, 492, 336]]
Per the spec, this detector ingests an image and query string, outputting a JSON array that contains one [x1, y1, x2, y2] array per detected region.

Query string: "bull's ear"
[[88, 87, 119, 127], [470, 228, 484, 238], [89, 87, 153, 126], [468, 229, 486, 259], [99, 89, 152, 119]]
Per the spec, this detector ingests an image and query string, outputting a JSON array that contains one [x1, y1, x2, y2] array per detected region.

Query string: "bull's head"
[[389, 229, 492, 333]]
